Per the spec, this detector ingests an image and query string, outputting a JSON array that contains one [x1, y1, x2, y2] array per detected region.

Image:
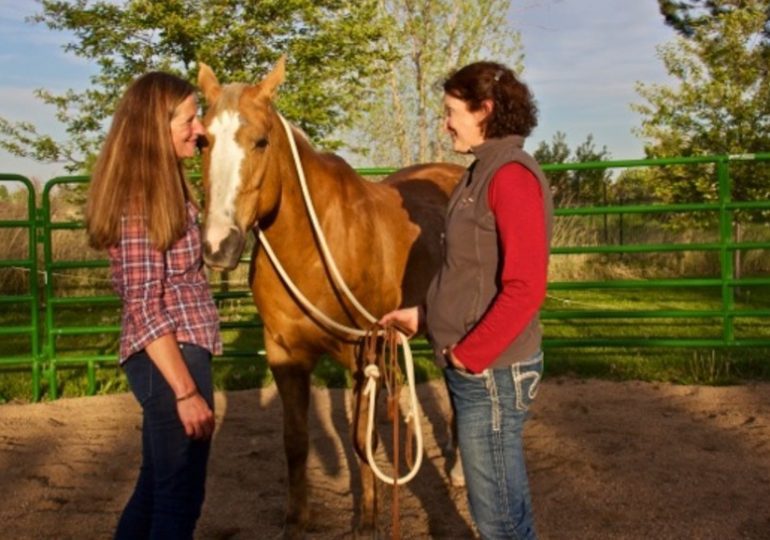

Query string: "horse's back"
[[383, 162, 465, 197], [380, 162, 464, 306]]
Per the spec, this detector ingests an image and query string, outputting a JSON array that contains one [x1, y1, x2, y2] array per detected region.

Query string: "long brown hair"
[[443, 61, 538, 138], [86, 72, 196, 251]]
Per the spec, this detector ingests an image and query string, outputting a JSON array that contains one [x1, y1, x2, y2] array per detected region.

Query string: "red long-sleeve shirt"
[[452, 162, 548, 373]]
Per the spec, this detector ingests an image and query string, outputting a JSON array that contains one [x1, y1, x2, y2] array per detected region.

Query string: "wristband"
[[176, 388, 198, 402]]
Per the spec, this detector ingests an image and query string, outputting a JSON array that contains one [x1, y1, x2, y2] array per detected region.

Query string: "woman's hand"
[[444, 345, 470, 372], [378, 306, 420, 337], [177, 392, 215, 440], [145, 335, 215, 440]]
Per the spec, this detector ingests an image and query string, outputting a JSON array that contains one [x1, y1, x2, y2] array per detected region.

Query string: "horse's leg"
[[448, 407, 465, 487], [268, 338, 315, 540], [347, 347, 379, 538]]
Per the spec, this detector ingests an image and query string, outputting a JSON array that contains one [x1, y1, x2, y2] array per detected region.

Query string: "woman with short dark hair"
[[381, 61, 552, 539]]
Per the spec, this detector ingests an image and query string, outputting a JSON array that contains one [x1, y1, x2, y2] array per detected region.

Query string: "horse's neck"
[[256, 121, 414, 318], [267, 126, 370, 236]]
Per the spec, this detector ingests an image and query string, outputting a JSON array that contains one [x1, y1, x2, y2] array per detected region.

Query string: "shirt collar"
[[471, 135, 525, 162]]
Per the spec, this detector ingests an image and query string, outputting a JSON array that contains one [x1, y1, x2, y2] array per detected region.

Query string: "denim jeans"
[[444, 351, 543, 540], [115, 342, 214, 540]]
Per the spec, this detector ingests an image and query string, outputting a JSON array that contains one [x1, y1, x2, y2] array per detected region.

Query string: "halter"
[[253, 113, 424, 487]]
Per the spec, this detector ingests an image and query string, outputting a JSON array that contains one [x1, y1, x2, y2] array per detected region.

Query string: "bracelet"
[[176, 388, 198, 402]]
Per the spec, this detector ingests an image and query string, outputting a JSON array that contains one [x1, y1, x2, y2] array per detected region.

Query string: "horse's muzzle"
[[202, 228, 245, 271]]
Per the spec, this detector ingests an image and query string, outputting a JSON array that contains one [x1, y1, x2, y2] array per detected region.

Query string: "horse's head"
[[197, 57, 286, 271]]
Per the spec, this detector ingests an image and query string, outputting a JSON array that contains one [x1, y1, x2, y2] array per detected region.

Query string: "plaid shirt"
[[108, 202, 222, 363]]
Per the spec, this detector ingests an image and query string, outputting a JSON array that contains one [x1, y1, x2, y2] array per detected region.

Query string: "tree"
[[533, 132, 611, 207], [350, 0, 524, 167], [634, 1, 770, 209], [0, 0, 391, 173], [659, 0, 770, 41]]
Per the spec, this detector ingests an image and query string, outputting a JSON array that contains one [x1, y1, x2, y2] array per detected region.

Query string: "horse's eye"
[[254, 137, 268, 150]]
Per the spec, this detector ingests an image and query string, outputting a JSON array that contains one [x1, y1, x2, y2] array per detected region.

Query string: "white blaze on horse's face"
[[205, 109, 245, 253], [198, 58, 285, 271]]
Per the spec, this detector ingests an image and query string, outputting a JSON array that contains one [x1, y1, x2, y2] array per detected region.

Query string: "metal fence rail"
[[543, 154, 770, 348], [1, 153, 769, 400], [0, 174, 42, 400]]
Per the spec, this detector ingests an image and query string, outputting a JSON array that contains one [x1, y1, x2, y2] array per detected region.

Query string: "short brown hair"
[[443, 61, 538, 138], [86, 72, 196, 251]]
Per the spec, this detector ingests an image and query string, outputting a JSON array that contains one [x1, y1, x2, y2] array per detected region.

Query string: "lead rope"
[[255, 116, 424, 524], [361, 324, 415, 540]]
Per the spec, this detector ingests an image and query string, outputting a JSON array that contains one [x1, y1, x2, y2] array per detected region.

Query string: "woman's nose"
[[193, 118, 206, 136]]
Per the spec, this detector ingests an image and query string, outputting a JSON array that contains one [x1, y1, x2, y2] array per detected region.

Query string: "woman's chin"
[[452, 143, 471, 154]]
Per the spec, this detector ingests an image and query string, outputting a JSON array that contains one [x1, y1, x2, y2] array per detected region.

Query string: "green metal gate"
[[0, 175, 42, 400], [542, 154, 770, 348], [1, 154, 770, 400]]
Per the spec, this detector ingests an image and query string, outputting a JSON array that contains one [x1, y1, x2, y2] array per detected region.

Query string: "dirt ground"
[[1, 377, 769, 539]]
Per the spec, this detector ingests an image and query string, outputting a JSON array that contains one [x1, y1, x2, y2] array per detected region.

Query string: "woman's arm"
[[118, 215, 214, 439], [145, 335, 214, 440], [452, 162, 548, 373]]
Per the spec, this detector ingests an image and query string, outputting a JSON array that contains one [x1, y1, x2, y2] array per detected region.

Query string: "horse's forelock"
[[212, 82, 248, 112]]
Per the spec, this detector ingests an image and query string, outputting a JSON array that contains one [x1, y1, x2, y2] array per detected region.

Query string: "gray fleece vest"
[[425, 135, 553, 369]]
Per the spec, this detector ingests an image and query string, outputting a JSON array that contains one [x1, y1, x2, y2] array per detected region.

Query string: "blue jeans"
[[444, 351, 543, 540], [115, 343, 214, 540]]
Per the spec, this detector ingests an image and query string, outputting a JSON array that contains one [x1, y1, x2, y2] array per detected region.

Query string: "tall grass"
[[549, 211, 770, 281], [1, 188, 770, 401]]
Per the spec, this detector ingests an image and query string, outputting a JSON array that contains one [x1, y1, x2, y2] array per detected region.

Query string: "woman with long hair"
[[86, 71, 221, 539]]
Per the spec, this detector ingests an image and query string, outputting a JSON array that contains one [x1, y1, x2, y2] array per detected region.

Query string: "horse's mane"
[[290, 125, 367, 186]]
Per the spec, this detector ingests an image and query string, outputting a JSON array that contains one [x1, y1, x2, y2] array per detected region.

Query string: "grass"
[[1, 186, 770, 402], [3, 230, 770, 401], [543, 346, 770, 385], [2, 284, 769, 403]]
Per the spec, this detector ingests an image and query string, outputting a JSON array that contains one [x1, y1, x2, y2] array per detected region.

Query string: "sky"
[[0, 0, 677, 181]]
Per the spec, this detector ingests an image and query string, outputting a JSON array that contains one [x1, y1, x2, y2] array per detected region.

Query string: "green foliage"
[[353, 0, 524, 166], [0, 0, 392, 172], [634, 2, 770, 214], [659, 0, 770, 44], [609, 168, 658, 206], [534, 132, 612, 207]]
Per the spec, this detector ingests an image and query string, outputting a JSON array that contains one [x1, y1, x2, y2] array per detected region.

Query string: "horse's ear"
[[257, 55, 286, 100], [198, 62, 221, 104]]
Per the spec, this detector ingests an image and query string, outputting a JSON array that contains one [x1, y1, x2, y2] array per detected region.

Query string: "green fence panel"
[[39, 177, 267, 399], [1, 153, 769, 400], [540, 153, 770, 348], [0, 174, 42, 400]]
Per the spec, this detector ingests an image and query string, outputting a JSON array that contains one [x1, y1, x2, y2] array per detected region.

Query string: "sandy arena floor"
[[1, 377, 769, 539]]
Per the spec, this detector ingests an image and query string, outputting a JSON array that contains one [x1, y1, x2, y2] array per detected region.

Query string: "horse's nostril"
[[201, 228, 244, 272]]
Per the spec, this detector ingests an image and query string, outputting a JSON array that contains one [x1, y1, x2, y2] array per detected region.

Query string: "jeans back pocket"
[[511, 351, 543, 412]]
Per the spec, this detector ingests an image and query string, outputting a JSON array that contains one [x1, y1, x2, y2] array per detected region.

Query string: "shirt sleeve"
[[453, 162, 548, 373], [113, 215, 176, 349]]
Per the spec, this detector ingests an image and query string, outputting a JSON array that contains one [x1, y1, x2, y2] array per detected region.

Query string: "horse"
[[197, 57, 464, 538]]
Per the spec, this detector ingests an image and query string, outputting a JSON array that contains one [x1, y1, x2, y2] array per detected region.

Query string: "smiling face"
[[443, 94, 490, 153], [170, 94, 205, 159]]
